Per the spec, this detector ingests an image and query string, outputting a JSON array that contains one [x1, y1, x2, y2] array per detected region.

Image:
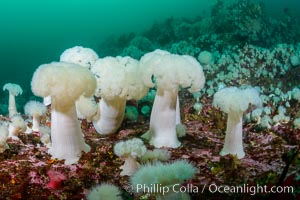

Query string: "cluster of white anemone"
[[5, 43, 300, 199]]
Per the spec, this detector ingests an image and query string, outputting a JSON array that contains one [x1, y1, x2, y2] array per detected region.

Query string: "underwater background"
[[0, 1, 300, 199], [0, 0, 299, 95], [0, 0, 210, 92]]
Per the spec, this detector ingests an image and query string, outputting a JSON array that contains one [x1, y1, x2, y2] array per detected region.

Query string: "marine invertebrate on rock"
[[91, 56, 148, 135], [293, 118, 300, 129], [8, 114, 26, 140], [140, 149, 171, 163], [60, 46, 99, 69], [47, 169, 66, 190], [131, 160, 196, 200], [198, 50, 213, 66], [292, 87, 300, 102], [139, 49, 205, 148], [75, 95, 98, 122], [31, 61, 96, 164], [260, 115, 273, 129], [213, 86, 262, 159], [24, 100, 47, 132], [87, 183, 122, 200], [124, 105, 139, 121], [0, 125, 9, 153], [114, 138, 146, 176], [290, 55, 300, 67], [3, 83, 23, 117], [39, 126, 51, 148], [60, 46, 99, 119], [272, 105, 290, 125], [34, 47, 98, 108]]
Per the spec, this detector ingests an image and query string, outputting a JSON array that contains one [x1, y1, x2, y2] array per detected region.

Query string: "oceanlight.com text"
[[132, 183, 294, 196], [208, 184, 294, 196]]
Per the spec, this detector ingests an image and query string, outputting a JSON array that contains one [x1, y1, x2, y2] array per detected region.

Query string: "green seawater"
[[0, 0, 299, 98], [0, 0, 211, 96]]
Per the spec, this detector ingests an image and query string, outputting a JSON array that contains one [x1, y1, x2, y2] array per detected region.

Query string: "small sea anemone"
[[140, 149, 171, 163], [213, 86, 262, 158], [31, 61, 95, 164], [39, 126, 51, 148], [60, 46, 99, 69], [131, 160, 196, 199], [293, 118, 300, 128], [139, 49, 205, 148], [290, 55, 300, 67], [91, 56, 148, 135], [47, 169, 66, 190], [86, 183, 122, 200], [292, 87, 300, 102], [76, 96, 98, 122], [272, 105, 290, 124], [3, 83, 23, 117], [24, 100, 47, 132], [0, 125, 9, 153], [114, 138, 146, 176], [198, 50, 213, 66], [8, 114, 26, 140]]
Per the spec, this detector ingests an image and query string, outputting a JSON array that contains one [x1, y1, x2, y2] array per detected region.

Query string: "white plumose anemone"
[[24, 100, 47, 132], [3, 83, 23, 117], [31, 62, 96, 164], [213, 87, 262, 159], [139, 49, 205, 148], [91, 56, 148, 135]]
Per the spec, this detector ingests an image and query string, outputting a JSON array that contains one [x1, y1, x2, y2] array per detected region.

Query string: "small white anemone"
[[272, 105, 290, 125], [293, 118, 300, 129], [24, 100, 47, 132], [31, 61, 96, 164], [75, 96, 98, 122], [0, 125, 9, 153], [140, 149, 171, 163], [131, 160, 196, 199], [198, 50, 213, 66], [292, 88, 300, 102], [39, 126, 51, 148], [213, 86, 262, 159], [139, 49, 205, 148], [251, 108, 263, 123], [3, 83, 23, 117], [60, 46, 99, 69], [290, 55, 300, 67], [8, 114, 26, 140], [114, 138, 146, 176], [86, 183, 122, 200], [91, 56, 148, 135], [260, 115, 273, 129]]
